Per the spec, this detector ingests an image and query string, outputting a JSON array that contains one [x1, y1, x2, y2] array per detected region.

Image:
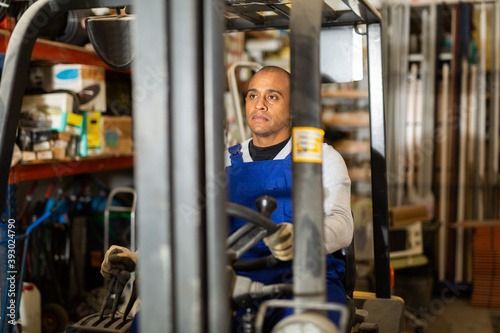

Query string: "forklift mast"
[[0, 1, 389, 332]]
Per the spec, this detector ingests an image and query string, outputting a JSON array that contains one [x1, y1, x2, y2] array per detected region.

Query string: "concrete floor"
[[356, 265, 500, 333], [411, 297, 500, 333]]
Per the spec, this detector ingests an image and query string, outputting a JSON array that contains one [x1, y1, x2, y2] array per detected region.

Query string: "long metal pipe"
[[169, 0, 206, 331], [290, 0, 326, 304], [367, 23, 391, 299], [132, 0, 172, 332], [203, 0, 230, 331]]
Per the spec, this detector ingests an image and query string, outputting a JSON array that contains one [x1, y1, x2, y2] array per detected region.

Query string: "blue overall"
[[227, 144, 346, 332]]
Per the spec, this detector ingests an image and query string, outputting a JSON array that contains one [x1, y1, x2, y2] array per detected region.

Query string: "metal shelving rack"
[[0, 1, 390, 332], [223, 0, 381, 30], [0, 29, 108, 67], [8, 156, 134, 184]]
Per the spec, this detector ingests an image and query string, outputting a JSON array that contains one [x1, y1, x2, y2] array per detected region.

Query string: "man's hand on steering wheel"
[[264, 222, 293, 261]]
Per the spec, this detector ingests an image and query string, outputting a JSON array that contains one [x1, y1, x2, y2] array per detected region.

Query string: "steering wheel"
[[226, 195, 280, 271]]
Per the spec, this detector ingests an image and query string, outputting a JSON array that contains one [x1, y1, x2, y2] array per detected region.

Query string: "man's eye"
[[268, 95, 277, 100]]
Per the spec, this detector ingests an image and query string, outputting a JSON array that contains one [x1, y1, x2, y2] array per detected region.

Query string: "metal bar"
[[65, 0, 131, 9], [477, 0, 486, 237], [237, 12, 266, 25], [397, 4, 410, 207], [290, 0, 326, 304], [224, 0, 382, 31], [438, 63, 450, 282], [8, 156, 133, 183], [170, 0, 205, 332], [366, 23, 391, 298], [322, 2, 339, 21], [493, 2, 500, 219], [381, 3, 394, 205], [357, 0, 383, 23], [204, 0, 229, 331], [455, 59, 469, 283], [269, 3, 292, 19], [420, 4, 437, 202], [132, 0, 172, 332], [341, 0, 363, 21]]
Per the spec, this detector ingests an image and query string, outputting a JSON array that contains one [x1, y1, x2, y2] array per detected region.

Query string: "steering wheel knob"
[[255, 195, 277, 218]]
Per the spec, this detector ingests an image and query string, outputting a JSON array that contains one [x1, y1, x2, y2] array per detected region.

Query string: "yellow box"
[[66, 112, 84, 135], [86, 111, 101, 148]]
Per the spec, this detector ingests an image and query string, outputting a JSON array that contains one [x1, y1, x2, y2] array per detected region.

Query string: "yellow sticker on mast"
[[292, 127, 324, 163]]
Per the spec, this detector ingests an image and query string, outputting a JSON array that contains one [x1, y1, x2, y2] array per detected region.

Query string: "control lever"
[[255, 195, 277, 219], [99, 275, 127, 320]]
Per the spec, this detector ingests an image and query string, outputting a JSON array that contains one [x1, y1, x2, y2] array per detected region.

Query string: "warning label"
[[292, 127, 324, 163]]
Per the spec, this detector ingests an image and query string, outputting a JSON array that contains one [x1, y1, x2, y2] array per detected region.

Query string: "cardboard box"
[[21, 151, 36, 162], [28, 64, 106, 112], [36, 150, 53, 160], [390, 205, 428, 227], [52, 131, 72, 142], [51, 146, 66, 160], [30, 128, 52, 143], [21, 93, 75, 131], [101, 116, 132, 155], [17, 127, 53, 151], [33, 141, 51, 152]]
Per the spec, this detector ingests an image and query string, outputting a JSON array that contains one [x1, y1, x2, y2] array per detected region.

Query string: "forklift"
[[0, 0, 404, 332]]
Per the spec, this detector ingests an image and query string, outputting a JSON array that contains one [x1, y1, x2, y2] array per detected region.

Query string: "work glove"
[[101, 245, 137, 282], [263, 222, 293, 261]]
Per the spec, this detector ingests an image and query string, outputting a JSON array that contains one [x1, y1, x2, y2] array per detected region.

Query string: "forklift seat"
[[333, 236, 356, 298], [333, 235, 356, 332]]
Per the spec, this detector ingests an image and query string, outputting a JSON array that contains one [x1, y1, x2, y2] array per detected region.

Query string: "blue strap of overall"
[[227, 144, 292, 261]]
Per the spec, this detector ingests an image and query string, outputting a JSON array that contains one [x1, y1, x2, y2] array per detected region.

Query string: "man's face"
[[245, 70, 291, 145]]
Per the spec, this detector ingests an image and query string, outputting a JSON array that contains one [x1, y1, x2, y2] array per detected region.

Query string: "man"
[[226, 66, 353, 331], [101, 66, 353, 331]]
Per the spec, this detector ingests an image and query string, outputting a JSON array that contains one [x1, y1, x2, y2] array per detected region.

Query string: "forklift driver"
[[225, 66, 353, 331], [100, 66, 354, 332]]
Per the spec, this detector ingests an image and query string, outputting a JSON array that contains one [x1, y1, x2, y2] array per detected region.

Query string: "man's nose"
[[255, 96, 267, 110]]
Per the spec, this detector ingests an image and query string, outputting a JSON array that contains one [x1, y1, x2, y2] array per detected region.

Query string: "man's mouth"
[[252, 115, 268, 122]]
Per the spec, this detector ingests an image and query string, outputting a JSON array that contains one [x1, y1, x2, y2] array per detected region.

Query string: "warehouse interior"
[[0, 0, 499, 332]]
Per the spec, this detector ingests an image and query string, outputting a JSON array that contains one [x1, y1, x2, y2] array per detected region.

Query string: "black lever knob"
[[255, 195, 277, 218]]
